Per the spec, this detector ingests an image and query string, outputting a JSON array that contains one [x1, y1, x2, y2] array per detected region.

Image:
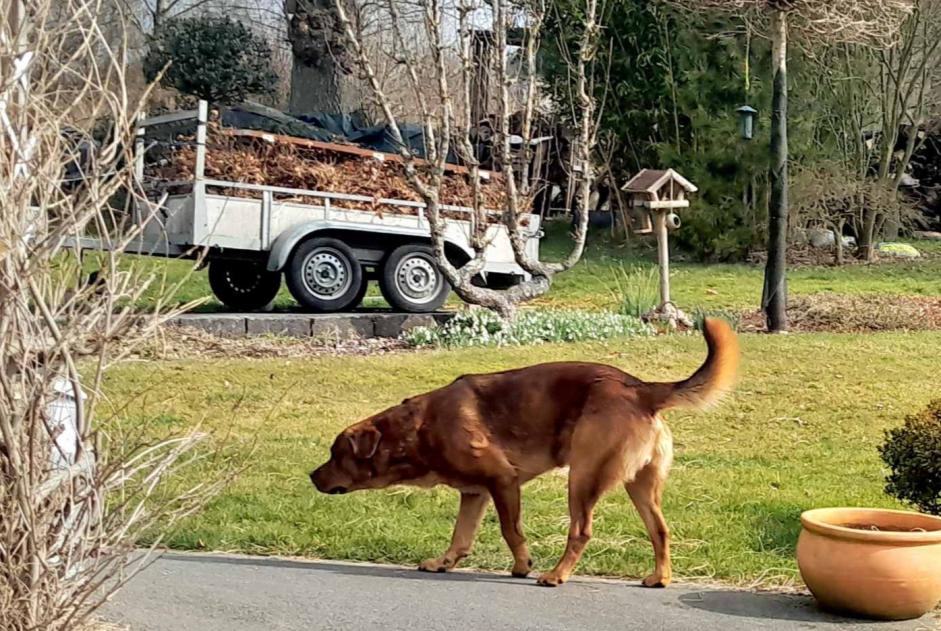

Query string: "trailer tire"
[[286, 237, 364, 312], [208, 259, 281, 311], [379, 244, 450, 312]]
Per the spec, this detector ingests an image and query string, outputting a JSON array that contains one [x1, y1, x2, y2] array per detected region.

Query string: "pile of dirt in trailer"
[[151, 127, 527, 222]]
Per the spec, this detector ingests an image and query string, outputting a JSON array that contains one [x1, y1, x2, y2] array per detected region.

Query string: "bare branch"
[[0, 2, 232, 629], [664, 0, 913, 47], [335, 0, 602, 317]]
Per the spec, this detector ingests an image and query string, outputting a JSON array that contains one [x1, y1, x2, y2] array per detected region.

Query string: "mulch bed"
[[739, 293, 941, 333], [748, 245, 940, 268], [130, 325, 408, 360]]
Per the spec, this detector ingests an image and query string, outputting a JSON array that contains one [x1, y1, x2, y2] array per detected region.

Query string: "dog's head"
[[309, 403, 419, 495]]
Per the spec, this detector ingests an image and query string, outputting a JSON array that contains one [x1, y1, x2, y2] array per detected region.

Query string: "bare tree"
[[332, 0, 599, 318], [864, 0, 941, 249], [0, 1, 230, 629], [109, 0, 287, 45], [790, 161, 909, 265], [114, 0, 228, 34], [801, 0, 939, 258], [665, 0, 912, 332]]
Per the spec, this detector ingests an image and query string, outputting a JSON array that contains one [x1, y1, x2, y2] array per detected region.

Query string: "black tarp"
[[220, 102, 338, 142], [220, 101, 458, 164]]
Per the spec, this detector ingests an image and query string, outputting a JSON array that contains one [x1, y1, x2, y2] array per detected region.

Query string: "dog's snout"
[[309, 469, 327, 491], [309, 467, 347, 495]]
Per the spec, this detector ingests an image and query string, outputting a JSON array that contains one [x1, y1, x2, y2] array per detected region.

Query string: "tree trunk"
[[470, 30, 494, 127], [762, 10, 788, 332], [285, 0, 363, 114], [152, 0, 164, 33], [860, 206, 878, 261], [289, 57, 361, 113], [883, 209, 901, 241], [883, 215, 900, 241], [832, 217, 845, 265]]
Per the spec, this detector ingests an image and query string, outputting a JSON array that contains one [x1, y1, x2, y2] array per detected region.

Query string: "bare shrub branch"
[[665, 0, 914, 47], [1, 2, 230, 629], [335, 0, 601, 318]]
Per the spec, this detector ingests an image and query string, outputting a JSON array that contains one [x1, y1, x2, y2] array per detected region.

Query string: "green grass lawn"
[[537, 225, 941, 312], [94, 223, 941, 314], [100, 330, 941, 586]]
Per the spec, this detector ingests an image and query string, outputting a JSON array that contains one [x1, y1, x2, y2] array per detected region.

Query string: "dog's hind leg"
[[535, 460, 608, 587], [538, 383, 663, 587], [625, 423, 673, 588], [419, 491, 490, 573], [537, 411, 638, 586]]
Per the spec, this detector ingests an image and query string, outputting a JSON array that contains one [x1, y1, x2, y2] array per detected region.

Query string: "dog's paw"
[[510, 557, 533, 578], [418, 558, 450, 573], [641, 574, 670, 588], [536, 572, 564, 587]]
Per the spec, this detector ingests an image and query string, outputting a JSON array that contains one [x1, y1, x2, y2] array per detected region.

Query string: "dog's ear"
[[347, 427, 381, 459]]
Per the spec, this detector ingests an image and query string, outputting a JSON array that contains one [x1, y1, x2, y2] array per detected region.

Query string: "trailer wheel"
[[286, 237, 364, 312], [379, 244, 450, 312], [208, 259, 281, 311]]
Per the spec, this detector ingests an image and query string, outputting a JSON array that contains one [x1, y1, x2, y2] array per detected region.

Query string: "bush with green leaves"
[[879, 400, 941, 515], [403, 309, 652, 348], [143, 16, 278, 104]]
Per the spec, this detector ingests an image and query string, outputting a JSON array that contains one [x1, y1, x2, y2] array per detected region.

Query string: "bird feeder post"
[[652, 195, 671, 305], [622, 169, 698, 329]]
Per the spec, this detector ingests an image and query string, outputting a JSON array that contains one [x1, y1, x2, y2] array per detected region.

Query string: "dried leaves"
[[740, 293, 941, 332], [154, 127, 526, 222]]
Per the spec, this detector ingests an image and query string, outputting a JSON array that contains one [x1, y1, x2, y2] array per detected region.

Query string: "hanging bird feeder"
[[736, 105, 758, 140]]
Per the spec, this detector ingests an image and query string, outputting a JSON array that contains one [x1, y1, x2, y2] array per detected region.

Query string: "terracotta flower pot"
[[797, 507, 941, 620]]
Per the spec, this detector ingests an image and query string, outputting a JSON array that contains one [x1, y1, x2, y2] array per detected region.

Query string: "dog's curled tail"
[[651, 317, 740, 412]]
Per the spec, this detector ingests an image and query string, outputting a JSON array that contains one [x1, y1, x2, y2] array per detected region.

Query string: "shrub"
[[879, 400, 941, 515], [611, 264, 659, 319], [403, 309, 653, 348], [143, 16, 278, 104]]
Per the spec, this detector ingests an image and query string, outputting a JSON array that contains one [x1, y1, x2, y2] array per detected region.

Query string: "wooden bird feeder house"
[[622, 168, 698, 325]]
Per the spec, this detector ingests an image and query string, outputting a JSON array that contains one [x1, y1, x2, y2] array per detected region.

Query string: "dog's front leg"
[[419, 492, 490, 573], [489, 479, 532, 578]]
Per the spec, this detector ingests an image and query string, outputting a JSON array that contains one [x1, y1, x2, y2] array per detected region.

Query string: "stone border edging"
[[169, 312, 454, 339]]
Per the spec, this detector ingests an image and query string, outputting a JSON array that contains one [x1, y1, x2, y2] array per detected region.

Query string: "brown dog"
[[310, 318, 738, 587]]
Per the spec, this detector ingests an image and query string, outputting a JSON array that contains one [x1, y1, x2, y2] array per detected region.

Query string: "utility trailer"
[[77, 100, 542, 313]]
